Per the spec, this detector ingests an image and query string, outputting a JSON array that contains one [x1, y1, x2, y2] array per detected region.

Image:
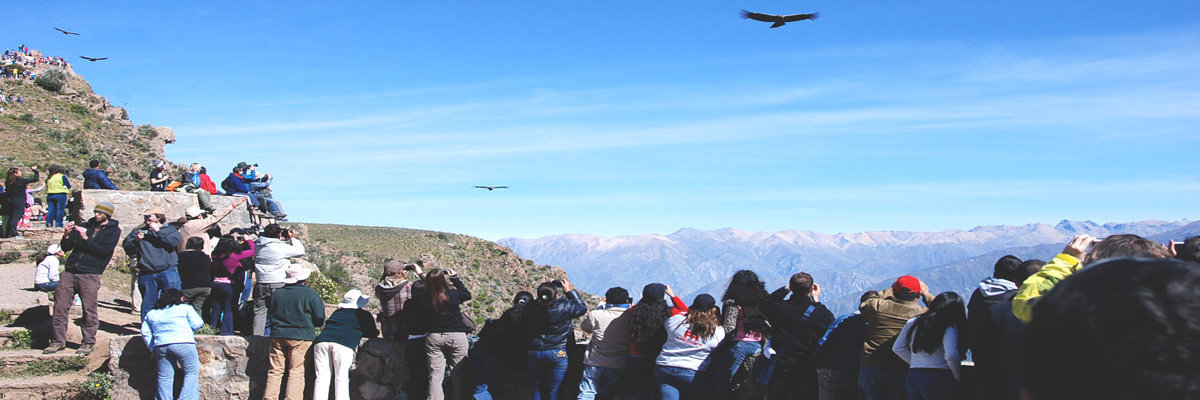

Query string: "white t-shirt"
[[35, 255, 60, 284], [656, 314, 726, 371]]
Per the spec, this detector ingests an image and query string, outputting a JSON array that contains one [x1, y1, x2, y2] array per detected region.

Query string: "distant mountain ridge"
[[500, 219, 1198, 314]]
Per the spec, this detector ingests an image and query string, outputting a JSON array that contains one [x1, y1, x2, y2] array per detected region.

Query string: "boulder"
[[79, 189, 254, 256]]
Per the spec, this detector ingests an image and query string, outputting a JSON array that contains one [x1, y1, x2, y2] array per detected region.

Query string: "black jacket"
[[813, 313, 868, 374], [413, 276, 473, 333], [1, 171, 39, 206], [761, 288, 835, 367], [178, 250, 212, 289], [524, 290, 588, 351], [61, 217, 121, 274]]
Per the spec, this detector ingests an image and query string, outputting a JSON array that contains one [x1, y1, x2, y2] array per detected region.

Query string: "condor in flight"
[[739, 10, 819, 29]]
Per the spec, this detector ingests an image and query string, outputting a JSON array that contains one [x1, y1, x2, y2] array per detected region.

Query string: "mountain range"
[[500, 219, 1200, 314]]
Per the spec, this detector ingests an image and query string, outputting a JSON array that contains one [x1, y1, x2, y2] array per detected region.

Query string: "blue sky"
[[8, 1, 1199, 240]]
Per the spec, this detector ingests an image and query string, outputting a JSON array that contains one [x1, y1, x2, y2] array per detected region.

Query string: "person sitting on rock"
[[197, 166, 220, 195], [34, 243, 64, 292], [149, 159, 171, 192], [178, 163, 215, 213], [222, 164, 286, 221], [82, 159, 120, 190]]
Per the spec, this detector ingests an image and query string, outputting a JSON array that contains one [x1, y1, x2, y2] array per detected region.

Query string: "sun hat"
[[283, 264, 313, 284], [185, 205, 204, 218], [46, 244, 61, 254], [338, 289, 370, 309]]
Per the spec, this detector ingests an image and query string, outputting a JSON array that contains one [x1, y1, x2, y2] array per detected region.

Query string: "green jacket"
[[1012, 253, 1079, 323], [269, 284, 326, 341]]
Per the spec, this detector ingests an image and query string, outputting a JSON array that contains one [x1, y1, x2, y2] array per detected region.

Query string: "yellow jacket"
[[1012, 253, 1081, 323]]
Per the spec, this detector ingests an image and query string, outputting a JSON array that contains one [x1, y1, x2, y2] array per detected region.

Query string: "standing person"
[[710, 270, 770, 400], [472, 291, 534, 399], [523, 279, 588, 400], [122, 208, 182, 320], [177, 199, 243, 254], [418, 268, 473, 400], [814, 292, 875, 400], [313, 290, 379, 400], [578, 287, 634, 400], [264, 264, 326, 400], [34, 244, 64, 292], [965, 256, 1027, 400], [177, 237, 212, 315], [149, 159, 171, 192], [655, 294, 725, 400], [45, 202, 120, 355], [141, 288, 204, 400], [2, 165, 38, 238], [402, 280, 431, 400], [44, 164, 70, 228], [82, 159, 119, 190], [977, 260, 1043, 400], [859, 276, 934, 400], [253, 224, 306, 336], [628, 283, 688, 400], [210, 235, 256, 335], [375, 260, 420, 342], [760, 272, 836, 400], [891, 293, 966, 400]]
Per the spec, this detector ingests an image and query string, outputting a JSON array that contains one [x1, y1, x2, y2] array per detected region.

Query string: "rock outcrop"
[[79, 189, 254, 255]]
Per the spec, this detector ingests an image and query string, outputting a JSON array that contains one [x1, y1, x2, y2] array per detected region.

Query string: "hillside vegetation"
[[294, 223, 578, 324], [0, 48, 172, 189]]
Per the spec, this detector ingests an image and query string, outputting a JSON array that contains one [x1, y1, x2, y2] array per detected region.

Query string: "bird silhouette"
[[55, 28, 80, 35], [79, 56, 107, 62], [475, 186, 509, 191], [739, 10, 819, 28]]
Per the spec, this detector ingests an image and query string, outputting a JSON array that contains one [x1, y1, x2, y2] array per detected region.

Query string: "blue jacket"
[[82, 168, 119, 190], [141, 304, 203, 348], [524, 289, 588, 351], [222, 172, 253, 195]]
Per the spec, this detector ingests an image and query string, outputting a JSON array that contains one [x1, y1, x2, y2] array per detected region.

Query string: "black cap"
[[691, 294, 717, 312], [236, 162, 249, 169], [642, 283, 666, 302]]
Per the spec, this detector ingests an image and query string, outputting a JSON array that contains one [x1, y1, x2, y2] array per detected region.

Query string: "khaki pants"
[[425, 332, 468, 400], [51, 272, 101, 345], [264, 338, 312, 400]]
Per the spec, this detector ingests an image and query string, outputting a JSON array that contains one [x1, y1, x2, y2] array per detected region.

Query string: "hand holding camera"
[[1063, 234, 1096, 259]]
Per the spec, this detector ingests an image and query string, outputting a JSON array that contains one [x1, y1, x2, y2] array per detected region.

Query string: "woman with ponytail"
[[522, 279, 587, 400], [656, 294, 725, 400], [418, 268, 472, 400], [628, 283, 688, 400], [892, 292, 966, 400]]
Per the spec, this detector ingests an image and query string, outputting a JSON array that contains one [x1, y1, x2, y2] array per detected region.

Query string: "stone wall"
[[79, 189, 254, 255]]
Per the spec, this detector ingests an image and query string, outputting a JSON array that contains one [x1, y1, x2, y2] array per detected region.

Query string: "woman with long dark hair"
[[2, 165, 38, 238], [419, 268, 472, 400], [628, 283, 688, 400], [141, 288, 203, 400], [892, 292, 966, 400], [709, 270, 770, 399], [209, 233, 256, 335], [472, 291, 535, 399], [656, 294, 725, 400], [523, 279, 588, 400]]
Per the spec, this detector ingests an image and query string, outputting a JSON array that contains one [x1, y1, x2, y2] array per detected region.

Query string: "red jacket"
[[199, 173, 219, 195]]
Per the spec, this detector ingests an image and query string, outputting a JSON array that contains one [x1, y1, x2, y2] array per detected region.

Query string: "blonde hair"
[[189, 163, 202, 172]]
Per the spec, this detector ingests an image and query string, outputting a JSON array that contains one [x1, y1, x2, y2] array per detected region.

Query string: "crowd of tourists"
[[22, 186, 1200, 400], [2, 45, 71, 80]]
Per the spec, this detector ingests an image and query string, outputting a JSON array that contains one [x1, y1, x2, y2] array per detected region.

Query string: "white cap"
[[46, 244, 61, 254], [338, 289, 369, 309], [185, 206, 203, 218]]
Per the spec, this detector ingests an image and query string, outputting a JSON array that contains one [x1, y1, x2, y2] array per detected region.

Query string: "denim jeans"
[[629, 355, 658, 400], [209, 282, 234, 335], [472, 349, 502, 400], [655, 365, 697, 400], [36, 281, 59, 292], [712, 341, 762, 400], [155, 342, 200, 400], [139, 266, 181, 320], [579, 364, 627, 400], [905, 369, 957, 400], [46, 193, 67, 227], [527, 348, 570, 400], [860, 365, 909, 400]]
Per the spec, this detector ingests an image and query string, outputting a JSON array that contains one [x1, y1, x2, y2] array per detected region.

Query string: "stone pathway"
[[0, 262, 50, 312]]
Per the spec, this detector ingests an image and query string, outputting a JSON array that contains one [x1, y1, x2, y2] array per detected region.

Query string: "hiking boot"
[[76, 344, 94, 355], [43, 343, 65, 354]]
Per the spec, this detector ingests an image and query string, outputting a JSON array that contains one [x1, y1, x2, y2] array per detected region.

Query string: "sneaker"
[[73, 295, 81, 306], [76, 344, 94, 355], [43, 343, 65, 354]]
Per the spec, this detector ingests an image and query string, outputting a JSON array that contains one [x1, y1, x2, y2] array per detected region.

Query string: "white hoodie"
[[254, 237, 305, 284]]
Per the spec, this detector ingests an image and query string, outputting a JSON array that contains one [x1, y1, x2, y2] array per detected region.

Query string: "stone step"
[[0, 374, 83, 398], [0, 349, 86, 367]]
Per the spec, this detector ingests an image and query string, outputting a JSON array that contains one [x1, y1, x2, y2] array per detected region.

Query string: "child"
[[34, 244, 64, 292]]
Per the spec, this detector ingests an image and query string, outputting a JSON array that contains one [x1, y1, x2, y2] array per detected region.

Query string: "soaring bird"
[[475, 186, 509, 191], [79, 56, 107, 62], [54, 28, 80, 35], [739, 10, 819, 28]]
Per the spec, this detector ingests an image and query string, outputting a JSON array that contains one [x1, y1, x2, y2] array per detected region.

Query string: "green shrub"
[[0, 310, 13, 325], [18, 113, 35, 123], [78, 371, 114, 400], [34, 69, 67, 92], [68, 104, 87, 116], [308, 269, 342, 304], [7, 329, 32, 349], [0, 251, 20, 264], [196, 325, 217, 336], [137, 124, 158, 138], [119, 108, 128, 120], [23, 355, 88, 376]]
